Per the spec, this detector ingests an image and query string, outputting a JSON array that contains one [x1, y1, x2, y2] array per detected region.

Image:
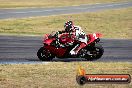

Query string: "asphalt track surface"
[[0, 35, 132, 64], [0, 1, 132, 19]]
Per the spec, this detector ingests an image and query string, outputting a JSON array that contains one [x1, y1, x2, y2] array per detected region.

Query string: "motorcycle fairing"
[[59, 33, 74, 44], [44, 45, 67, 57], [87, 33, 102, 44], [43, 39, 55, 45]]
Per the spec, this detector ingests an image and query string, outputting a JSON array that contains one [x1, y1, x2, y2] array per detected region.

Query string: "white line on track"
[[0, 2, 130, 14], [0, 61, 50, 64]]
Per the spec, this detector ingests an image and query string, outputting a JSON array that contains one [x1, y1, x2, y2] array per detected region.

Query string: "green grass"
[[0, 62, 131, 88], [0, 0, 128, 8], [0, 8, 132, 39]]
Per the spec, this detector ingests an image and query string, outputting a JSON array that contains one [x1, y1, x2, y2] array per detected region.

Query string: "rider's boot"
[[70, 43, 86, 55]]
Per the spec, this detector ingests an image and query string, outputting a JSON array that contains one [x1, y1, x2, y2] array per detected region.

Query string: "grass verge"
[[0, 0, 127, 8], [0, 62, 131, 88], [0, 8, 132, 39]]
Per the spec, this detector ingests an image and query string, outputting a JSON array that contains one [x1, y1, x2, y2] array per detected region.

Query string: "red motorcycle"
[[37, 31, 104, 61]]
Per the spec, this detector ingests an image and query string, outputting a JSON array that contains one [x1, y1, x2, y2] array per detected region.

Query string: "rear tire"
[[37, 47, 54, 61], [85, 44, 104, 61]]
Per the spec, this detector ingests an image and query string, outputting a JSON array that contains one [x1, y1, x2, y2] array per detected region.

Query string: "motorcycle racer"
[[56, 21, 88, 55], [37, 21, 104, 61]]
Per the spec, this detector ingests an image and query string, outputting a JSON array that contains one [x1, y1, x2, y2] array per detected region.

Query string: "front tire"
[[37, 47, 54, 61], [85, 44, 104, 61]]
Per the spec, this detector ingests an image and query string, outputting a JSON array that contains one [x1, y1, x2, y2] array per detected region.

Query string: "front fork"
[[78, 42, 96, 57]]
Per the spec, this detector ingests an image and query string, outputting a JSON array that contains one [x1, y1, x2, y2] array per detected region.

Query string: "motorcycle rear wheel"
[[37, 47, 54, 61]]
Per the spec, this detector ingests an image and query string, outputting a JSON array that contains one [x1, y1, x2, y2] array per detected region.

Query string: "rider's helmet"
[[64, 21, 74, 32]]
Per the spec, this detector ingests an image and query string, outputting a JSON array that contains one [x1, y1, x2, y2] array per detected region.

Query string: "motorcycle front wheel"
[[37, 47, 54, 61], [85, 44, 104, 61]]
